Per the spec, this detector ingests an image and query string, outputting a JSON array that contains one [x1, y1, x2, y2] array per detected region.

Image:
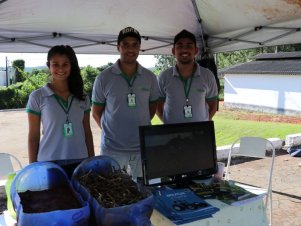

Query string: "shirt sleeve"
[[26, 91, 41, 115], [157, 72, 166, 100], [205, 69, 219, 100], [149, 74, 160, 103], [92, 75, 106, 106]]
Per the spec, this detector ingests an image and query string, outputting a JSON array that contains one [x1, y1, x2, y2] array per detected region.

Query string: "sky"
[[0, 53, 157, 69]]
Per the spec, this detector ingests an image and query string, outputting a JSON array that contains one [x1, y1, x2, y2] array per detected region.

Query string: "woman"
[[26, 45, 94, 177]]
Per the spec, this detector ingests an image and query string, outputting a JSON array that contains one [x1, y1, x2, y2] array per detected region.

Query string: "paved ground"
[[0, 109, 301, 225], [0, 109, 101, 167], [228, 152, 301, 226]]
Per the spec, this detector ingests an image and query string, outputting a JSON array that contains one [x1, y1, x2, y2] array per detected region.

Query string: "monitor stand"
[[170, 175, 213, 189], [169, 176, 192, 189]]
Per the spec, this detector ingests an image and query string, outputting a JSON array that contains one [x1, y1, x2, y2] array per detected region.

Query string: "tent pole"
[[5, 56, 8, 87], [191, 0, 206, 58]]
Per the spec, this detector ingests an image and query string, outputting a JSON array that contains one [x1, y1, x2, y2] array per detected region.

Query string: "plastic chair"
[[0, 153, 23, 186], [224, 137, 275, 226]]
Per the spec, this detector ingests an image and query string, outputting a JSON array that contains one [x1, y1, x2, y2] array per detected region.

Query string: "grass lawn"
[[151, 113, 301, 147]]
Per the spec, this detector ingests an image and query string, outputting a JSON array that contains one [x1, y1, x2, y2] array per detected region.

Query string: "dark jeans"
[[51, 158, 85, 179]]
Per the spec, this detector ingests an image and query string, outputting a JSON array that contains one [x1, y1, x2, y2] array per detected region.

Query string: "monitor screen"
[[139, 121, 217, 186]]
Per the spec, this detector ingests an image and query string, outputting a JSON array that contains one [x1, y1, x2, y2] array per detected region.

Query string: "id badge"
[[63, 122, 74, 137], [127, 93, 136, 107], [183, 105, 193, 118]]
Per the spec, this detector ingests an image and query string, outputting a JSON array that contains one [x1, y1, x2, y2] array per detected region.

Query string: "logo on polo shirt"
[[196, 88, 205, 93], [78, 102, 86, 110], [140, 87, 150, 92]]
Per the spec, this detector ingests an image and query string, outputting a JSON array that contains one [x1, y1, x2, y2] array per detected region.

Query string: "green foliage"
[[152, 67, 161, 76], [0, 83, 29, 109], [81, 65, 100, 97], [216, 44, 301, 69], [277, 43, 301, 52], [31, 68, 50, 76], [12, 59, 25, 70], [0, 87, 11, 108], [97, 62, 113, 72], [154, 55, 175, 71], [0, 63, 114, 109], [0, 69, 48, 109], [12, 59, 26, 82], [81, 63, 112, 97], [21, 72, 49, 95], [217, 48, 263, 69]]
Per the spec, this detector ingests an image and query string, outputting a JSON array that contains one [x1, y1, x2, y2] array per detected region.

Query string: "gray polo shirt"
[[158, 63, 218, 124], [26, 84, 91, 161], [92, 60, 159, 153]]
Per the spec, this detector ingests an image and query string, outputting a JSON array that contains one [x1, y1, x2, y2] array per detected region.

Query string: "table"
[[150, 183, 269, 226], [0, 181, 269, 226]]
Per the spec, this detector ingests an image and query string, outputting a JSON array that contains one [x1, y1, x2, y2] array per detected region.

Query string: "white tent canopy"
[[1, 0, 301, 55]]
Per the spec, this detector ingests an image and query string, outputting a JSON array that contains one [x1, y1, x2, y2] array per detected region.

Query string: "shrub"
[[81, 66, 100, 98], [0, 84, 24, 109], [0, 72, 49, 109], [21, 72, 49, 94], [12, 60, 26, 83]]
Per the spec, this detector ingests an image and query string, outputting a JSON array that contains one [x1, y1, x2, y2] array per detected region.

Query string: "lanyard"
[[178, 64, 196, 105], [54, 95, 74, 122], [121, 73, 137, 92], [180, 75, 193, 104]]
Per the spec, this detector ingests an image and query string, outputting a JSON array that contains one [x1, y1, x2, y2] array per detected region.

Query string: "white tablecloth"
[[151, 198, 268, 226], [151, 183, 269, 226]]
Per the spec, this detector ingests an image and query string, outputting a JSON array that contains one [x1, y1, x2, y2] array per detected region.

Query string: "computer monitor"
[[139, 121, 217, 186]]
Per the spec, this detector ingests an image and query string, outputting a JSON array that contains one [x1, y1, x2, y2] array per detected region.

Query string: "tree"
[[277, 43, 301, 52], [12, 59, 26, 82], [81, 63, 114, 98], [216, 43, 301, 69], [154, 55, 175, 72], [81, 65, 100, 97], [216, 48, 268, 69], [31, 68, 50, 76], [97, 62, 113, 72]]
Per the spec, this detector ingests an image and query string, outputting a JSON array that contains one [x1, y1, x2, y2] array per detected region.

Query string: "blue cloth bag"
[[72, 155, 154, 226], [10, 162, 90, 226]]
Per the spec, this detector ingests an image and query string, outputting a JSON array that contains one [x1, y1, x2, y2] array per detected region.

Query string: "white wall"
[[224, 73, 301, 114], [0, 68, 16, 87], [0, 71, 7, 86]]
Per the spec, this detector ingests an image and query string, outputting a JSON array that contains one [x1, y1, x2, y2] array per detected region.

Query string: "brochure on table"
[[152, 187, 219, 225], [189, 179, 266, 206]]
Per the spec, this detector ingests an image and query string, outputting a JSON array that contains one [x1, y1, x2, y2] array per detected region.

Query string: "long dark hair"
[[47, 45, 85, 100]]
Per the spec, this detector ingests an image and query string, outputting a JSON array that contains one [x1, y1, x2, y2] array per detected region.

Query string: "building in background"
[[0, 66, 16, 87], [220, 51, 301, 116]]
